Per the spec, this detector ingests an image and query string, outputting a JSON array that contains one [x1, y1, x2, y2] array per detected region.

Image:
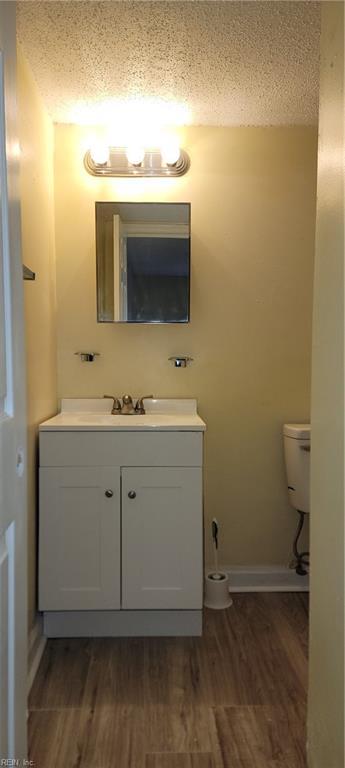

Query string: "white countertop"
[[40, 398, 206, 432]]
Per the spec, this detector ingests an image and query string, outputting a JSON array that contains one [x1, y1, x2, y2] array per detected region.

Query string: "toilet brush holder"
[[204, 572, 233, 610]]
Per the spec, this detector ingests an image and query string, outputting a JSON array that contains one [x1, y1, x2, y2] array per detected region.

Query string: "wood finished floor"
[[29, 593, 309, 768]]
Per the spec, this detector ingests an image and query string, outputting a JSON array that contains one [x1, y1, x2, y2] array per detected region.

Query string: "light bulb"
[[89, 140, 109, 166], [126, 145, 145, 166], [161, 138, 181, 166]]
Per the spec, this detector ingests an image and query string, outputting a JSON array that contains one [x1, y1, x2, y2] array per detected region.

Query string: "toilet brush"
[[211, 518, 222, 579], [204, 519, 232, 609]]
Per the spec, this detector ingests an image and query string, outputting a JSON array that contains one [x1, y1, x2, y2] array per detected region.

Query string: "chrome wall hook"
[[75, 352, 100, 362], [168, 356, 193, 368]]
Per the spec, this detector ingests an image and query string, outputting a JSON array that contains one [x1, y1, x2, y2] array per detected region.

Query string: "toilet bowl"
[[283, 424, 311, 514]]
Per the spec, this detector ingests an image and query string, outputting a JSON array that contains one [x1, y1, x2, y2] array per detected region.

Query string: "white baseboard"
[[28, 613, 47, 693], [206, 565, 309, 593]]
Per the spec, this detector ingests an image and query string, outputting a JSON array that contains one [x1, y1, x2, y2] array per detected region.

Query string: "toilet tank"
[[283, 424, 311, 514]]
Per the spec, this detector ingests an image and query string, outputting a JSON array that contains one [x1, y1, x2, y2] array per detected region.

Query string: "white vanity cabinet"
[[122, 466, 202, 610], [39, 466, 121, 611], [39, 401, 205, 637]]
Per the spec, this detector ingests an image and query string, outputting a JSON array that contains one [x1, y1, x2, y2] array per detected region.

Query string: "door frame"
[[0, 2, 27, 759]]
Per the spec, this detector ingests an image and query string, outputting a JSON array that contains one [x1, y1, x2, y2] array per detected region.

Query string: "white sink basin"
[[40, 399, 206, 432]]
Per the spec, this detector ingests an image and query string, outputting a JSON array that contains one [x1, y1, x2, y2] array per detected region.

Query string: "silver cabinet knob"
[[105, 489, 113, 498], [128, 491, 136, 499]]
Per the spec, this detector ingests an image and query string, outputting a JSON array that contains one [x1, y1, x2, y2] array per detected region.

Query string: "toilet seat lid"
[[283, 423, 311, 439]]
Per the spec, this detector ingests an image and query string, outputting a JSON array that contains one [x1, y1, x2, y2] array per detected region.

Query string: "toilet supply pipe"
[[291, 510, 309, 576]]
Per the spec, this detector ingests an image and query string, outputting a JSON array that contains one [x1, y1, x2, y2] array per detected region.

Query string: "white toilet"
[[283, 423, 311, 575], [283, 424, 311, 514]]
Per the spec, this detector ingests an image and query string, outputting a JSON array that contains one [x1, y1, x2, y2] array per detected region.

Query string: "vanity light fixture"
[[161, 137, 181, 167], [126, 144, 145, 167], [89, 140, 110, 166], [84, 145, 190, 177]]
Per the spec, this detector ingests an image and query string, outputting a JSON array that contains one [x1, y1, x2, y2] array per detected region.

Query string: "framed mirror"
[[96, 202, 191, 323]]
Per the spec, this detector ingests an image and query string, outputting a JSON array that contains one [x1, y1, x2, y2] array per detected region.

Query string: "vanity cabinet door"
[[122, 467, 203, 610], [39, 467, 121, 610]]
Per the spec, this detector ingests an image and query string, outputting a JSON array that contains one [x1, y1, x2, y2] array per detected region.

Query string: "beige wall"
[[308, 3, 344, 767], [54, 124, 317, 566], [18, 48, 58, 633]]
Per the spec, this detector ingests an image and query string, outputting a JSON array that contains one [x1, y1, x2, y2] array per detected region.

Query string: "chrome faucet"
[[121, 394, 135, 415], [104, 393, 153, 415]]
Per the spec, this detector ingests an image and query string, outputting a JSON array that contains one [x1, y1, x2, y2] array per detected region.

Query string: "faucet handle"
[[103, 394, 121, 414], [135, 395, 153, 414]]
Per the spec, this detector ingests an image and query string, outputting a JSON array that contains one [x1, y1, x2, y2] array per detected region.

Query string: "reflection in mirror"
[[96, 202, 190, 323]]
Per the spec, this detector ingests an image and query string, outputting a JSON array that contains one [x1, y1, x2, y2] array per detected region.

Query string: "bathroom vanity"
[[39, 398, 205, 637]]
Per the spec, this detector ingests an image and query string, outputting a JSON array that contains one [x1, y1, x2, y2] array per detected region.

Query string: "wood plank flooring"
[[28, 593, 309, 768]]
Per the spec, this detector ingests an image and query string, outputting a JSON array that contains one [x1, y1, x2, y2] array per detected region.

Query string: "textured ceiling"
[[17, 1, 321, 127]]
